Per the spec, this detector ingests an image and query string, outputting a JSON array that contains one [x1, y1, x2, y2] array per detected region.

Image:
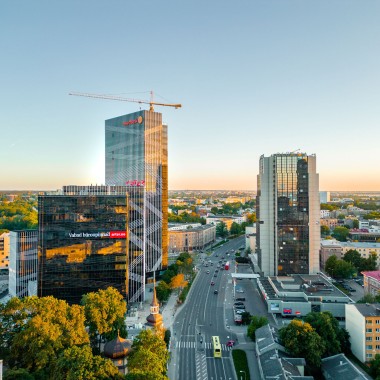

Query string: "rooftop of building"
[[362, 271, 380, 281], [321, 353, 368, 380], [265, 274, 349, 300], [168, 223, 215, 232], [321, 239, 380, 249], [348, 303, 380, 317], [206, 214, 243, 219]]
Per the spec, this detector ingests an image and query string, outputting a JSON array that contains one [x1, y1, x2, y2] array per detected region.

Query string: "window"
[[377, 320, 380, 324], [366, 337, 373, 341], [367, 320, 373, 324], [367, 353, 373, 358], [366, 345, 373, 349], [367, 329, 373, 333], [376, 328, 380, 333], [377, 345, 380, 350], [376, 337, 380, 341]]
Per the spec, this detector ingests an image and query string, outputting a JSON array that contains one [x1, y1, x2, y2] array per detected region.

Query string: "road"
[[172, 236, 246, 380]]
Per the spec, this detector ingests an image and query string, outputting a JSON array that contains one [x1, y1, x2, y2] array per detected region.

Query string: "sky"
[[1, 0, 379, 191]]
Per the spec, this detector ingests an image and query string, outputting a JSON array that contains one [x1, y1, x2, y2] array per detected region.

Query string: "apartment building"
[[362, 271, 380, 296], [345, 303, 380, 362]]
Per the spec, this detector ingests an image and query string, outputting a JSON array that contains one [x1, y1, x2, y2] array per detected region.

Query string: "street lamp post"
[[239, 370, 246, 380]]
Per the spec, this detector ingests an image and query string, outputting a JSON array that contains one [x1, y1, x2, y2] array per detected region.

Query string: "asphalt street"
[[171, 236, 247, 380]]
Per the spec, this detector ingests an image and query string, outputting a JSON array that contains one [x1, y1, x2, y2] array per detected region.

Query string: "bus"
[[211, 336, 222, 358], [224, 261, 230, 270]]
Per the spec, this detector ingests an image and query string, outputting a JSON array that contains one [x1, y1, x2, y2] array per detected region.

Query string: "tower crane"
[[69, 91, 182, 112]]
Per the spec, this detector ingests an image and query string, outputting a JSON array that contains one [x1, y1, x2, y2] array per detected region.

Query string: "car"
[[235, 305, 246, 310], [235, 309, 245, 314], [214, 274, 217, 277], [214, 290, 218, 294], [215, 269, 219, 273], [234, 302, 244, 306], [226, 340, 235, 347], [236, 297, 246, 301], [236, 288, 244, 293], [211, 281, 215, 286], [349, 287, 356, 292], [206, 270, 210, 274]]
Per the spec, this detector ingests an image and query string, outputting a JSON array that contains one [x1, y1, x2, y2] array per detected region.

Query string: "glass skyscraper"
[[256, 153, 320, 276], [105, 110, 168, 301]]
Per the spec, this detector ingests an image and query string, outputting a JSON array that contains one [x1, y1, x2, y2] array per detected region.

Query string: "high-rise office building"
[[38, 185, 146, 304], [256, 153, 320, 276], [9, 230, 38, 298], [105, 110, 168, 284]]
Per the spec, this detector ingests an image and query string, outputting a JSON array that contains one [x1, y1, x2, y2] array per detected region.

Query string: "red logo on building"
[[122, 116, 143, 126], [126, 180, 145, 187], [110, 231, 127, 238]]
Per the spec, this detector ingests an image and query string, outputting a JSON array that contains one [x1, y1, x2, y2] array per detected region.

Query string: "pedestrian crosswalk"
[[175, 341, 232, 351]]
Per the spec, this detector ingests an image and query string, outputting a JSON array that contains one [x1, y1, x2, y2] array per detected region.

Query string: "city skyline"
[[1, 1, 380, 191]]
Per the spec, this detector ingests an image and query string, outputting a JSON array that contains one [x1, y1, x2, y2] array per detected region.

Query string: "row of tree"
[[325, 250, 377, 279], [156, 253, 193, 303], [0, 287, 127, 379], [168, 211, 206, 224]]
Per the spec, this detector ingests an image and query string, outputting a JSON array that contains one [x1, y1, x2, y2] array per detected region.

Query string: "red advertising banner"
[[110, 231, 127, 238]]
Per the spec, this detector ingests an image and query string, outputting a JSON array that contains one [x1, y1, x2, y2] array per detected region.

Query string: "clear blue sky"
[[1, 0, 379, 191]]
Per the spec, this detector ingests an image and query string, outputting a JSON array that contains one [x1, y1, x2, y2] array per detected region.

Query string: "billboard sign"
[[68, 231, 127, 239], [283, 308, 292, 315]]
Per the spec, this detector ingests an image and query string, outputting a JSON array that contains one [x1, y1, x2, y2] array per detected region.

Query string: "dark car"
[[214, 290, 218, 294], [235, 305, 246, 310], [211, 281, 215, 286], [234, 301, 244, 306], [214, 274, 217, 277], [236, 297, 246, 301]]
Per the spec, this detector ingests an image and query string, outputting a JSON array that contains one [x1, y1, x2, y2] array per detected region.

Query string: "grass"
[[232, 349, 250, 380]]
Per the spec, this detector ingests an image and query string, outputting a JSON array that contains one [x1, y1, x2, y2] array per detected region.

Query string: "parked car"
[[235, 305, 246, 310], [236, 297, 246, 301], [214, 290, 218, 294], [234, 302, 244, 306], [206, 270, 210, 274], [235, 309, 245, 314], [211, 281, 215, 286], [214, 274, 217, 277]]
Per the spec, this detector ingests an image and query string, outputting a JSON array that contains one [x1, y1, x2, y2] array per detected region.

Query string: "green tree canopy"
[[2, 296, 89, 374], [304, 311, 341, 356], [343, 249, 362, 269], [247, 315, 269, 341], [156, 281, 171, 303], [369, 353, 380, 379], [81, 287, 127, 346], [55, 345, 122, 380], [332, 226, 350, 242], [279, 319, 325, 367], [230, 222, 241, 235], [216, 221, 228, 238], [321, 225, 330, 236], [128, 329, 169, 378]]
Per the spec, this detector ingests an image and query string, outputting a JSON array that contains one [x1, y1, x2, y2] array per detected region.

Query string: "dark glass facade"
[[276, 156, 310, 275], [38, 194, 128, 304]]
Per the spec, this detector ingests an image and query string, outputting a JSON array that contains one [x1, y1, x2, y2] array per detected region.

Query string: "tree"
[[369, 354, 380, 379], [3, 296, 89, 374], [343, 249, 362, 269], [247, 315, 268, 341], [82, 287, 127, 350], [230, 222, 241, 235], [241, 312, 251, 325], [4, 368, 34, 380], [325, 255, 338, 277], [216, 221, 228, 238], [170, 273, 188, 293], [361, 252, 378, 272], [332, 226, 350, 242], [334, 259, 356, 279], [353, 219, 359, 229], [210, 207, 219, 214], [321, 225, 330, 236], [279, 320, 325, 367], [55, 345, 123, 380], [304, 311, 341, 356], [246, 212, 256, 224], [128, 329, 169, 377], [156, 281, 171, 303]]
